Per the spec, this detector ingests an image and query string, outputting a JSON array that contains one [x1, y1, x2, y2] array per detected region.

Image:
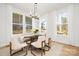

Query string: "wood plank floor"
[[60, 45, 79, 56], [0, 41, 79, 56]]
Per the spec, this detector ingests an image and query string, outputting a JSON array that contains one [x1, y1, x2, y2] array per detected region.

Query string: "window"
[[41, 19, 47, 32], [12, 13, 23, 34], [25, 16, 32, 32], [57, 15, 68, 35]]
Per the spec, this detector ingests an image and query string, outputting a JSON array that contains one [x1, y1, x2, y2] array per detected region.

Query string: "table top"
[[24, 34, 45, 38]]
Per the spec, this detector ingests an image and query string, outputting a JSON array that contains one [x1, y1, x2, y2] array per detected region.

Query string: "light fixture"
[[30, 3, 39, 19]]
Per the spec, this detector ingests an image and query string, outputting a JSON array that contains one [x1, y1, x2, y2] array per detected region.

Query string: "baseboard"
[[52, 40, 79, 48], [0, 44, 9, 49]]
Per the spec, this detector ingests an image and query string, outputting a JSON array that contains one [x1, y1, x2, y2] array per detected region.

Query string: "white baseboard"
[[0, 43, 9, 48]]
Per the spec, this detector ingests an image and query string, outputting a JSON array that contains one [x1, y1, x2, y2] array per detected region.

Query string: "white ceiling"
[[7, 3, 71, 16]]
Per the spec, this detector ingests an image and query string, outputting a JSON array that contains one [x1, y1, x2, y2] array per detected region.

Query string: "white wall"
[[0, 4, 79, 47], [41, 4, 79, 47], [72, 4, 79, 46], [0, 4, 29, 47], [0, 4, 12, 47], [54, 5, 75, 46], [0, 4, 39, 47]]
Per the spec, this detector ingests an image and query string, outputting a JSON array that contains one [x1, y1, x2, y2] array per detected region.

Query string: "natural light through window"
[[12, 13, 23, 34], [41, 19, 47, 33], [57, 14, 68, 36]]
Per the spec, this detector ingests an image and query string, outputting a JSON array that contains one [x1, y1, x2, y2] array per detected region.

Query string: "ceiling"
[[7, 3, 71, 16]]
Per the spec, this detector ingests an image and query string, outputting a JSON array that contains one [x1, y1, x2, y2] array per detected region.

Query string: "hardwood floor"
[[0, 40, 79, 56], [60, 45, 79, 56]]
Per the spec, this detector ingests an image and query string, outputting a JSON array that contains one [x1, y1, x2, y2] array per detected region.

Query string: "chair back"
[[11, 36, 21, 50], [31, 35, 46, 48], [38, 36, 46, 43], [38, 36, 46, 47]]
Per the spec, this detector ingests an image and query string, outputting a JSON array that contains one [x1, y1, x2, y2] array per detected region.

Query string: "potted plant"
[[33, 29, 39, 35]]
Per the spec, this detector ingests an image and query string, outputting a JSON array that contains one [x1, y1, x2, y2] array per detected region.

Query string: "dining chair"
[[10, 35, 28, 56], [44, 37, 52, 51], [31, 36, 46, 56]]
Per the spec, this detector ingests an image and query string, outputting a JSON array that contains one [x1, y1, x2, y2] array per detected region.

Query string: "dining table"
[[23, 34, 45, 43], [23, 34, 46, 55]]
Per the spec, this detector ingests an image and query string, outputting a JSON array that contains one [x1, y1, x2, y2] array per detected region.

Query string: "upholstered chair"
[[31, 36, 46, 56], [10, 35, 28, 56]]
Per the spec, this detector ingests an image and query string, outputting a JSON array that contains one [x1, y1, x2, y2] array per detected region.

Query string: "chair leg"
[[25, 46, 28, 55], [10, 42, 12, 56], [41, 49, 45, 56], [41, 52, 43, 56], [24, 46, 28, 56], [43, 49, 45, 55]]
